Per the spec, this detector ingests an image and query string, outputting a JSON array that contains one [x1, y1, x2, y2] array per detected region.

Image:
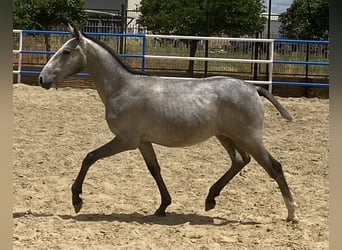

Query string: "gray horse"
[[38, 23, 298, 223]]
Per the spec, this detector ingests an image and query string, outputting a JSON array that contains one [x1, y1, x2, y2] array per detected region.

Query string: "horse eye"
[[62, 49, 71, 55]]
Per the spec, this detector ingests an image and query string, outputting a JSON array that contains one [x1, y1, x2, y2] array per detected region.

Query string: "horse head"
[[38, 23, 87, 89]]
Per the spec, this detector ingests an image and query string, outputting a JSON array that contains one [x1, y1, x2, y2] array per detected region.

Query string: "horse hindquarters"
[[217, 96, 298, 222]]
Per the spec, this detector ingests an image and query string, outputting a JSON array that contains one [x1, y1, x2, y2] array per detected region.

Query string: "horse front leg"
[[138, 141, 171, 216], [72, 136, 138, 213]]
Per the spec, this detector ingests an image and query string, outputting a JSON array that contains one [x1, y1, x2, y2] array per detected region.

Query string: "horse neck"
[[83, 38, 133, 102]]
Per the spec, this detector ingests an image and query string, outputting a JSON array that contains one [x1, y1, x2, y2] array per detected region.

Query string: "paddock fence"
[[13, 30, 329, 93]]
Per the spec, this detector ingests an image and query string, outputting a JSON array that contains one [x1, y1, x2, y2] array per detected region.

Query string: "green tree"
[[279, 0, 329, 40], [13, 0, 87, 30], [138, 0, 266, 74], [13, 0, 88, 58]]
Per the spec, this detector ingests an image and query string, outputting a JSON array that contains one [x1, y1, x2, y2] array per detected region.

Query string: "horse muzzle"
[[38, 75, 53, 90]]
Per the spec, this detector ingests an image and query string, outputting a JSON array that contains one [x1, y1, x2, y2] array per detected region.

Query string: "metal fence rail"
[[13, 30, 329, 92], [13, 30, 146, 81], [145, 34, 274, 91], [272, 39, 329, 87]]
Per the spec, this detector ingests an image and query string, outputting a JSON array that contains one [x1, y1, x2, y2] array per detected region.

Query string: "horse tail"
[[256, 86, 293, 121]]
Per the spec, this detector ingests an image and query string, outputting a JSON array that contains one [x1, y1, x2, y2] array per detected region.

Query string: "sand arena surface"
[[13, 83, 328, 249]]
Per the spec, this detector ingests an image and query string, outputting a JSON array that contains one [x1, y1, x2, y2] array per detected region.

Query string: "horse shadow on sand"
[[49, 211, 263, 226], [14, 210, 261, 226]]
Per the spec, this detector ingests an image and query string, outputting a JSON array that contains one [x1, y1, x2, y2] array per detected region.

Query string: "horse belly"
[[142, 117, 217, 147]]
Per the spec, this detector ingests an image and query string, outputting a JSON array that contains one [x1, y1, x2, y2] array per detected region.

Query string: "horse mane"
[[82, 33, 146, 76]]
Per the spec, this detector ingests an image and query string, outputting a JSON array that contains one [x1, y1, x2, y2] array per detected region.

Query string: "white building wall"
[[127, 0, 141, 10], [126, 0, 143, 33]]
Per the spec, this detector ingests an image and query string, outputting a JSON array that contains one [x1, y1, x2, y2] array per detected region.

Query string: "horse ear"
[[67, 22, 81, 40]]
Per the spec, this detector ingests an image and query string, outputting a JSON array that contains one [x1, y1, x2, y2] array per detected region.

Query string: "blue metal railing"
[[14, 30, 147, 78], [273, 39, 329, 87], [13, 30, 329, 88]]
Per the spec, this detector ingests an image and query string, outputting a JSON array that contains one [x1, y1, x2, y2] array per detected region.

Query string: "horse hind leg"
[[205, 135, 251, 211], [245, 142, 299, 223], [267, 153, 299, 223], [138, 141, 171, 216]]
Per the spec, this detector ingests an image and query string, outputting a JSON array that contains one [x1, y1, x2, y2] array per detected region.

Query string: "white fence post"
[[269, 39, 274, 93], [13, 30, 23, 83]]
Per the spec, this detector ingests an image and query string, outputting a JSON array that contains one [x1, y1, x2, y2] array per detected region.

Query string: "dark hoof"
[[72, 197, 83, 214], [205, 199, 216, 211]]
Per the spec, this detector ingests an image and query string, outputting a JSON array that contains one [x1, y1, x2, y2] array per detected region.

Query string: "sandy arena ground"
[[13, 83, 329, 249]]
